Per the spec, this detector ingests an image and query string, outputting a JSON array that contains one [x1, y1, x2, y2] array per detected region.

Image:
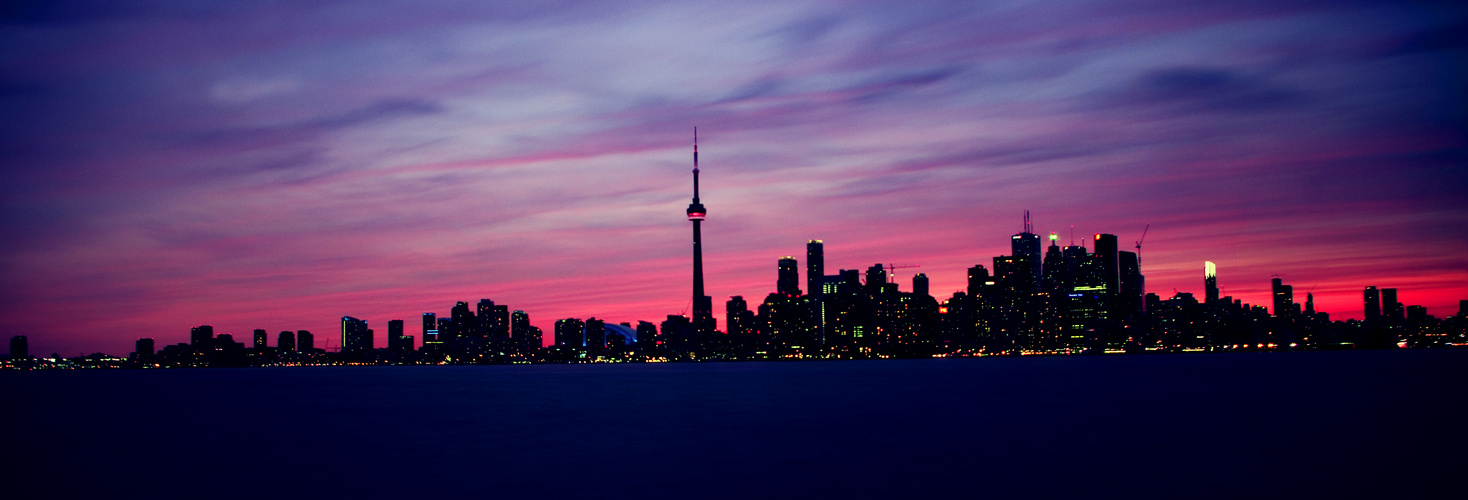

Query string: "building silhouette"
[[190, 325, 213, 348], [555, 318, 583, 348], [1205, 261, 1219, 304], [341, 316, 371, 354], [1364, 286, 1381, 323], [807, 240, 824, 297], [777, 256, 801, 296], [1382, 288, 1402, 323], [687, 129, 714, 337], [297, 330, 314, 352], [134, 338, 154, 361], [10, 335, 27, 360], [387, 319, 405, 353], [422, 313, 439, 347]]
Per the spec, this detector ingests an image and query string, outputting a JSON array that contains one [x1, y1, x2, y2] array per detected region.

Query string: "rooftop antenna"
[[1069, 225, 1075, 246], [1023, 210, 1032, 234]]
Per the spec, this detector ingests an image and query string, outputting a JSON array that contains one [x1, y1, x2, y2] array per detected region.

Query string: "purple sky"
[[2, 0, 1465, 356]]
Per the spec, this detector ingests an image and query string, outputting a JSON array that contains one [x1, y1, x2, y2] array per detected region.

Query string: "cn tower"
[[687, 128, 713, 333]]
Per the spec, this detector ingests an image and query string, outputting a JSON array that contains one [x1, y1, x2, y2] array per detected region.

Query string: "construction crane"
[[885, 263, 921, 284], [1134, 224, 1150, 266]]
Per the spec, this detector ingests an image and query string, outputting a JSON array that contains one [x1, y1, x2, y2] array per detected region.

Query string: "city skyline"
[[2, 1, 1465, 356]]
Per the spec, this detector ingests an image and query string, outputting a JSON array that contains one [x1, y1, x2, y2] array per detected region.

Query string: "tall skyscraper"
[[491, 304, 511, 351], [1041, 233, 1066, 293], [1118, 250, 1143, 317], [777, 257, 800, 296], [585, 318, 606, 354], [450, 301, 473, 344], [296, 330, 313, 352], [422, 313, 439, 346], [687, 129, 713, 334], [278, 331, 295, 352], [727, 296, 750, 337], [9, 335, 27, 360], [387, 319, 405, 352], [511, 310, 530, 351], [341, 316, 371, 353], [477, 299, 496, 343], [1364, 286, 1381, 323], [1381, 288, 1402, 322], [807, 240, 824, 297], [1204, 261, 1219, 304], [1272, 277, 1294, 317], [913, 273, 930, 299], [1010, 211, 1042, 293], [1092, 234, 1119, 299], [252, 329, 267, 350]]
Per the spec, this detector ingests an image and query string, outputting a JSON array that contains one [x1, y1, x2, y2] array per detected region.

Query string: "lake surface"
[[5, 350, 1464, 498]]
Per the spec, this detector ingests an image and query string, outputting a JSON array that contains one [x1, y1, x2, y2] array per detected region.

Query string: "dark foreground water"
[[4, 350, 1465, 499]]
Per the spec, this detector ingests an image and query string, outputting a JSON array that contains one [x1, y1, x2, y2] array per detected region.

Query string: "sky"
[[1, 0, 1464, 356]]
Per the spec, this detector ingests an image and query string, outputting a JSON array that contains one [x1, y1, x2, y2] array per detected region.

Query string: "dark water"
[[5, 350, 1465, 499]]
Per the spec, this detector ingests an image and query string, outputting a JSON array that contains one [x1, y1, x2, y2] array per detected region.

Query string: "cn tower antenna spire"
[[692, 127, 700, 202]]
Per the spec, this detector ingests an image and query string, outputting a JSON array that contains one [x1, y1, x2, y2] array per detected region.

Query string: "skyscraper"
[[807, 240, 824, 297], [1381, 288, 1402, 322], [555, 318, 584, 348], [913, 273, 930, 299], [296, 330, 314, 352], [477, 299, 496, 344], [491, 304, 511, 351], [1092, 234, 1120, 300], [450, 301, 473, 345], [10, 335, 27, 360], [278, 331, 295, 352], [687, 129, 714, 334], [387, 319, 404, 352], [865, 264, 888, 295], [252, 329, 267, 350], [135, 338, 154, 360], [341, 316, 371, 353], [511, 310, 530, 352], [1118, 250, 1143, 318], [967, 265, 989, 297], [190, 325, 214, 348], [727, 296, 750, 337], [1011, 211, 1042, 294], [1204, 261, 1219, 304], [778, 257, 800, 296], [422, 313, 439, 346], [585, 318, 606, 355], [1364, 286, 1381, 323], [1272, 278, 1294, 317]]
